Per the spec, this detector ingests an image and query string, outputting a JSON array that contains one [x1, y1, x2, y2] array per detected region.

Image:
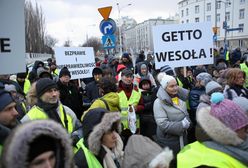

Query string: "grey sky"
[[30, 0, 180, 46]]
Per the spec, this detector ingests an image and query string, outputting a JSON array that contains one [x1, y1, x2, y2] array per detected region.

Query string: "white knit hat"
[[157, 72, 175, 89]]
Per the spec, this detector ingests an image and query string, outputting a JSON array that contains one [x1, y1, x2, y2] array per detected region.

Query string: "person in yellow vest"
[[21, 78, 79, 134], [74, 108, 123, 168], [16, 72, 31, 95], [240, 55, 248, 88], [177, 92, 248, 167], [117, 68, 144, 145]]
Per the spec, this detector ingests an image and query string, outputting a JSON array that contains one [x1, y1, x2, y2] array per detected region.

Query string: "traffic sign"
[[98, 6, 112, 20], [99, 18, 116, 35], [213, 34, 217, 42], [102, 35, 116, 49]]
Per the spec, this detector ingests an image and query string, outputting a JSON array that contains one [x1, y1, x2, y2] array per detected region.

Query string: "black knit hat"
[[28, 135, 57, 162], [0, 89, 14, 112], [36, 78, 57, 97], [59, 67, 71, 78], [92, 67, 103, 75]]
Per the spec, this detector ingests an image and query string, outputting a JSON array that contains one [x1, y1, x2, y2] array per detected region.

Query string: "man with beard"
[[0, 82, 19, 154], [21, 78, 79, 134]]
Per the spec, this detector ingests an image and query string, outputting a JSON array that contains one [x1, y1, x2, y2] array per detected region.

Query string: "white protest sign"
[[153, 22, 213, 69], [0, 0, 26, 75], [55, 47, 95, 80]]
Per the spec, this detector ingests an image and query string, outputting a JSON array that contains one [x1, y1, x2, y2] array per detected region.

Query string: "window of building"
[[239, 9, 245, 19], [182, 20, 184, 24], [206, 15, 211, 21], [226, 12, 230, 21], [217, 14, 220, 22], [195, 17, 200, 22], [217, 1, 221, 9], [240, 0, 245, 4], [186, 8, 189, 16], [195, 5, 200, 14], [207, 3, 211, 11], [186, 19, 189, 23], [239, 23, 244, 32], [181, 10, 184, 17]]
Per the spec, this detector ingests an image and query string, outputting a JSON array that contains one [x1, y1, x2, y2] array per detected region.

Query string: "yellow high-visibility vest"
[[177, 141, 246, 168], [118, 90, 141, 130], [27, 104, 74, 133]]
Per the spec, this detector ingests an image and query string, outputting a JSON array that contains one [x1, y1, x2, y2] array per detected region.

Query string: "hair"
[[26, 82, 38, 107], [226, 68, 245, 86], [98, 76, 117, 94], [103, 67, 113, 77]]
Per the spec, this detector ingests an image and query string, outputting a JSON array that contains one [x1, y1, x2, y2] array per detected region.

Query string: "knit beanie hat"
[[59, 67, 71, 78], [205, 81, 222, 95], [122, 53, 129, 58], [157, 72, 175, 89], [233, 97, 248, 113], [4, 84, 16, 93], [121, 68, 133, 77], [28, 135, 57, 162], [196, 72, 213, 86], [92, 67, 103, 75], [36, 78, 57, 98], [210, 92, 248, 131], [16, 72, 27, 79], [160, 65, 174, 76], [0, 89, 14, 112]]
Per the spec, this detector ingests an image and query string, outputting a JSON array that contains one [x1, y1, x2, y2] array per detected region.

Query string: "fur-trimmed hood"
[[197, 106, 243, 146], [0, 120, 75, 168], [82, 108, 121, 155]]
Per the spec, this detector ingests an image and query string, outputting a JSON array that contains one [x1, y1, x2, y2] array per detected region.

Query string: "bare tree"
[[63, 39, 72, 47], [25, 1, 56, 54], [81, 37, 102, 54]]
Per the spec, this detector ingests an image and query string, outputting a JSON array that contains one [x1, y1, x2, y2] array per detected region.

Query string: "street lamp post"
[[86, 24, 96, 47], [116, 2, 132, 56]]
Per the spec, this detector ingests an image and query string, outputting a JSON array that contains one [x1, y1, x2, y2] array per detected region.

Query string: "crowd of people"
[[0, 47, 248, 167]]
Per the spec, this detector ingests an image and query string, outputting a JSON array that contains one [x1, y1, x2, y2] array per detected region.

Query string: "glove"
[[182, 117, 190, 129]]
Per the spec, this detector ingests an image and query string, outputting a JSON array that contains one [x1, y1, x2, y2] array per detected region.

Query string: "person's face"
[[141, 67, 147, 75], [94, 74, 102, 82], [102, 131, 118, 149], [234, 73, 245, 86], [0, 102, 18, 127], [236, 125, 248, 140], [60, 75, 70, 84], [17, 77, 25, 82], [122, 57, 128, 63], [122, 75, 133, 85], [165, 79, 179, 96], [141, 82, 151, 90], [50, 65, 56, 70], [40, 88, 59, 104], [29, 151, 56, 168], [187, 70, 193, 77]]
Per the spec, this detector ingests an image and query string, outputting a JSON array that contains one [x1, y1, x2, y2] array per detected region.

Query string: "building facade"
[[178, 0, 248, 50], [124, 17, 179, 54]]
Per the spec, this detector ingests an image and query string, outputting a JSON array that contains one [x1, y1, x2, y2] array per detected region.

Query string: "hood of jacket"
[[1, 120, 74, 168], [102, 92, 119, 109], [197, 106, 244, 146], [82, 108, 121, 155]]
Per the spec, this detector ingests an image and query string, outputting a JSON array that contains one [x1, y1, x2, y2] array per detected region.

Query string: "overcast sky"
[[29, 0, 180, 46]]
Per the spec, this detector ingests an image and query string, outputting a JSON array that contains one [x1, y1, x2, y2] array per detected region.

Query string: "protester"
[[28, 60, 45, 84], [177, 92, 248, 167], [223, 68, 248, 99], [57, 67, 83, 119], [138, 77, 157, 140], [16, 72, 31, 95], [134, 63, 157, 88], [121, 53, 134, 71], [118, 68, 144, 144], [75, 108, 123, 168], [0, 120, 75, 168], [21, 78, 79, 134], [81, 76, 119, 120], [85, 67, 103, 103], [154, 72, 190, 159]]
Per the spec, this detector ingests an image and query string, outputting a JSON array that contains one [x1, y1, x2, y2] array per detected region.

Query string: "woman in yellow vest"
[[75, 108, 123, 168], [21, 78, 79, 134], [177, 92, 248, 167]]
